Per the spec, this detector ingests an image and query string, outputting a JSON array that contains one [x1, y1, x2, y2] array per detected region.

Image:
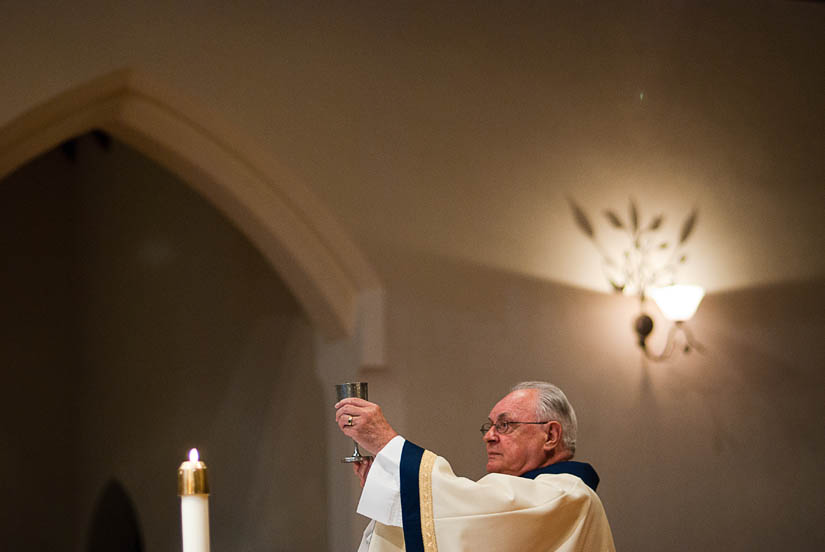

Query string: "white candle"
[[178, 448, 211, 552]]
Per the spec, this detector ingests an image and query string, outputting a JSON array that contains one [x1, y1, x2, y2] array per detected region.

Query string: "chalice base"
[[341, 454, 374, 463]]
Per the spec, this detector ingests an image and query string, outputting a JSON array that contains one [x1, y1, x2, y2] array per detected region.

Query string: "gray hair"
[[511, 381, 578, 456]]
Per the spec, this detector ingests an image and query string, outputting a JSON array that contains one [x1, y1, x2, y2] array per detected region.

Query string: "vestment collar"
[[520, 461, 600, 491]]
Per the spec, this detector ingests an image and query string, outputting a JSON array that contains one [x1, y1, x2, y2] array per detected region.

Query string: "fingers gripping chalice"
[[336, 382, 374, 463]]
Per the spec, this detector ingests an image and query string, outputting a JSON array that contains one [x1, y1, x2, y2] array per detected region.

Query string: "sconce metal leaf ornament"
[[608, 278, 625, 293], [567, 197, 699, 298], [568, 196, 704, 361]]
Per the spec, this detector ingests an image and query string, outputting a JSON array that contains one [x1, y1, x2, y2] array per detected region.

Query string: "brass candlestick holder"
[[177, 449, 210, 496]]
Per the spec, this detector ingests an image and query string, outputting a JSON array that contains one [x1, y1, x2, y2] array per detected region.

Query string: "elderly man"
[[335, 381, 615, 551]]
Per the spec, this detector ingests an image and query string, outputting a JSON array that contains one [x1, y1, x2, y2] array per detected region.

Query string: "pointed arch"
[[0, 69, 384, 363]]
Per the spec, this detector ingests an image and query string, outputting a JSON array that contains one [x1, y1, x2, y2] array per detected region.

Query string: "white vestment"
[[356, 436, 615, 552]]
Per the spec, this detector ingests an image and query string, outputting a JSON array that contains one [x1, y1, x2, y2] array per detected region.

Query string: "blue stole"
[[399, 440, 601, 552], [399, 441, 427, 552], [520, 461, 600, 491]]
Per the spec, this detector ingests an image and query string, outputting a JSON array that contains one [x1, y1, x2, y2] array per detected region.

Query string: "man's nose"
[[483, 427, 498, 442]]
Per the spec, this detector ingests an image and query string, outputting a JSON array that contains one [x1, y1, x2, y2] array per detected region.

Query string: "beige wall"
[[2, 2, 824, 551], [2, 2, 823, 293]]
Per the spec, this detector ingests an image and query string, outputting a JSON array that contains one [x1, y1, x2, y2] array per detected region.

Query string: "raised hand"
[[335, 397, 398, 455]]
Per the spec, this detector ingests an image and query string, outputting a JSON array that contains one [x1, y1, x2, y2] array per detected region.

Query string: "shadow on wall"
[[87, 479, 143, 552], [697, 279, 825, 455]]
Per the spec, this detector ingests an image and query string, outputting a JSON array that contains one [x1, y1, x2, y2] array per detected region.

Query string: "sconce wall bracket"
[[634, 314, 654, 348], [634, 313, 704, 361]]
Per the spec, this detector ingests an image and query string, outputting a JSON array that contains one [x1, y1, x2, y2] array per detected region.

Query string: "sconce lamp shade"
[[649, 285, 705, 321]]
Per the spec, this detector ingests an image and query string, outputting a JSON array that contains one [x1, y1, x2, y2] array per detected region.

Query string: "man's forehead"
[[488, 389, 537, 419]]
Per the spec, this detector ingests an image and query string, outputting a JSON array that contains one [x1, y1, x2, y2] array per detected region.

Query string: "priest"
[[335, 381, 615, 551]]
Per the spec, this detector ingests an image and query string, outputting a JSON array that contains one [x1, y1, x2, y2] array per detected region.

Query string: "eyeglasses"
[[480, 420, 550, 435]]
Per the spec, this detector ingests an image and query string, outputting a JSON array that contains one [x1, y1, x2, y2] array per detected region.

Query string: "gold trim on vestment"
[[419, 450, 438, 552]]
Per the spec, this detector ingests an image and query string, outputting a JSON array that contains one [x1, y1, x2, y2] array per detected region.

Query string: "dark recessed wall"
[[0, 135, 327, 552]]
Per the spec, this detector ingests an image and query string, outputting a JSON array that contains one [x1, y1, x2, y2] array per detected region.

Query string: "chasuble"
[[356, 437, 615, 552]]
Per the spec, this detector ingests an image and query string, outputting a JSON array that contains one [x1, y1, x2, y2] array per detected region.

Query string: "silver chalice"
[[335, 382, 374, 463]]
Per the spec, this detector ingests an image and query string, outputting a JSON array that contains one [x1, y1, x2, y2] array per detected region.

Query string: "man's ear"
[[543, 421, 562, 450]]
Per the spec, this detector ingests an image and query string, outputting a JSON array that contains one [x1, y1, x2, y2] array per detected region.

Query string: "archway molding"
[[0, 68, 384, 364]]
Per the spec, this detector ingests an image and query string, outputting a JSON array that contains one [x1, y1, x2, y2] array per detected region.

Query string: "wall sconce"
[[635, 284, 705, 360], [568, 197, 705, 361]]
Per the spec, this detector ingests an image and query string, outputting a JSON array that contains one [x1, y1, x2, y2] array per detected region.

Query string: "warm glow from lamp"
[[648, 285, 705, 321], [189, 448, 199, 463]]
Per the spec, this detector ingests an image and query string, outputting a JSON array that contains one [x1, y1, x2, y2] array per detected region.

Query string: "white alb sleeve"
[[356, 520, 376, 552], [355, 435, 405, 526]]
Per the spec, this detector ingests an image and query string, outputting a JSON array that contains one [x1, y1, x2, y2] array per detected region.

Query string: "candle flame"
[[189, 448, 199, 463]]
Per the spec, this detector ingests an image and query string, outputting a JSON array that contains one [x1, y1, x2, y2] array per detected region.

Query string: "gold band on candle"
[[178, 461, 210, 496]]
